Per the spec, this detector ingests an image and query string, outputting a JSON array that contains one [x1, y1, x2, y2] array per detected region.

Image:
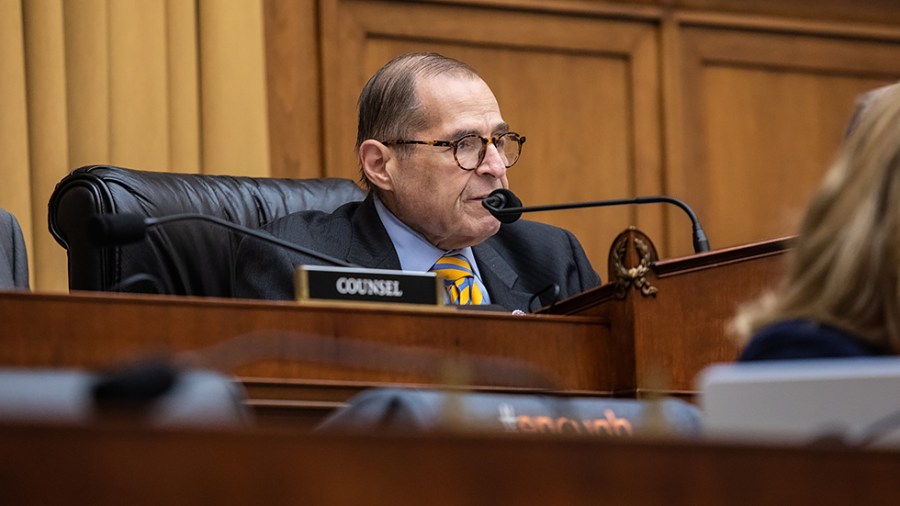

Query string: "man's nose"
[[476, 143, 508, 178]]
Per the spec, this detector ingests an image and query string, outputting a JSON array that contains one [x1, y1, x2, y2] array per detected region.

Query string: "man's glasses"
[[382, 132, 526, 171]]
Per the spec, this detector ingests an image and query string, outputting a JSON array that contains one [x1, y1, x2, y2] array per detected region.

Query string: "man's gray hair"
[[356, 52, 481, 190]]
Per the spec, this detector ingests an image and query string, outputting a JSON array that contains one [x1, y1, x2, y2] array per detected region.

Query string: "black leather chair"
[[48, 165, 366, 297]]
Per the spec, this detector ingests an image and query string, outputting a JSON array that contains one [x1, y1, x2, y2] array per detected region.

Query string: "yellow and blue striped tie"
[[430, 254, 486, 305]]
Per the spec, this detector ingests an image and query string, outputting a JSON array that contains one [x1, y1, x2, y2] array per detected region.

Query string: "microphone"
[[92, 358, 178, 403], [482, 188, 522, 223], [87, 213, 358, 267], [483, 189, 711, 253]]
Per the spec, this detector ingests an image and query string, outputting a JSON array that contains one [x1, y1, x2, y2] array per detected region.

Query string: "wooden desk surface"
[[1, 421, 898, 506]]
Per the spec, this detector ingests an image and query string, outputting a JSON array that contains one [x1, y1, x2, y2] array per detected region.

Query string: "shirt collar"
[[373, 195, 480, 275]]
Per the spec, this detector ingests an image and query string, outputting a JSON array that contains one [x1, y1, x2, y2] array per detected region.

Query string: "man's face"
[[381, 74, 510, 250]]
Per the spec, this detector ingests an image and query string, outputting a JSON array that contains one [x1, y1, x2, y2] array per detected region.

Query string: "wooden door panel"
[[671, 21, 900, 255]]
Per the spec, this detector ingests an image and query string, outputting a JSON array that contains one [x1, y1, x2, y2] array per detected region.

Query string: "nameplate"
[[295, 265, 444, 306]]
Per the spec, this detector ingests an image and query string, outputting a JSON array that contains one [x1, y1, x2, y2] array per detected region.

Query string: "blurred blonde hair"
[[732, 83, 900, 353]]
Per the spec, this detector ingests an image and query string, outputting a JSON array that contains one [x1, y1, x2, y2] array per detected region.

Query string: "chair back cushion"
[[0, 366, 252, 428], [316, 388, 702, 437], [48, 165, 366, 296]]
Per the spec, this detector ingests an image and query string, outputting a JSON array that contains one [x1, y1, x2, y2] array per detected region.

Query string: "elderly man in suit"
[[234, 52, 599, 312]]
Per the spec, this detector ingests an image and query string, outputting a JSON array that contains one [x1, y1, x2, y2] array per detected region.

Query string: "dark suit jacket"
[[739, 319, 887, 361], [233, 195, 600, 311], [0, 208, 29, 290]]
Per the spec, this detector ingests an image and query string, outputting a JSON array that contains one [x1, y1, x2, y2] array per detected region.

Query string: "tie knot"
[[429, 254, 485, 305], [430, 254, 474, 281]]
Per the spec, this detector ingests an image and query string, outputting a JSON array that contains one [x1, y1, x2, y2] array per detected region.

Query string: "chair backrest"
[[0, 366, 252, 428], [316, 388, 703, 437], [48, 165, 366, 297]]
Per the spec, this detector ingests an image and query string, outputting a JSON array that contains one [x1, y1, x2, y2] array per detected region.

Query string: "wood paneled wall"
[[264, 0, 900, 277]]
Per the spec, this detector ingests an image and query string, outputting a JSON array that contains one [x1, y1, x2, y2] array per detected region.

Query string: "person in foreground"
[[234, 52, 600, 311], [732, 84, 900, 361]]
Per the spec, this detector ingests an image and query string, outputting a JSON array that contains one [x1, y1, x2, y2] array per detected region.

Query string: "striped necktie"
[[430, 254, 486, 305]]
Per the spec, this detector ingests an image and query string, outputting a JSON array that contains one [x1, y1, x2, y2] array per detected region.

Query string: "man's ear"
[[359, 140, 394, 192]]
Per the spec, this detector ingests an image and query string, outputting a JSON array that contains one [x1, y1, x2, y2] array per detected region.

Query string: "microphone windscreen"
[[483, 189, 523, 224], [87, 214, 148, 246]]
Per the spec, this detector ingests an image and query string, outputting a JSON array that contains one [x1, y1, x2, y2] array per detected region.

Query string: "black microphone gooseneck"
[[88, 213, 358, 267], [483, 189, 711, 253]]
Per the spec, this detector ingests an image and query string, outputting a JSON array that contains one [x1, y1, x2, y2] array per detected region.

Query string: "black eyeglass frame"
[[381, 132, 526, 171]]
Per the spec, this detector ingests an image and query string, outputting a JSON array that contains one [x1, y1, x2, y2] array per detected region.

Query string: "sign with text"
[[295, 265, 444, 306]]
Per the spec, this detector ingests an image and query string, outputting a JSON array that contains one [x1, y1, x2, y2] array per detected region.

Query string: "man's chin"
[[440, 223, 501, 250], [472, 221, 502, 243]]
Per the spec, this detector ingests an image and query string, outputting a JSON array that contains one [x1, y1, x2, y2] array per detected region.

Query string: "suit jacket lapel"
[[473, 241, 533, 312], [343, 197, 531, 311], [346, 195, 402, 269]]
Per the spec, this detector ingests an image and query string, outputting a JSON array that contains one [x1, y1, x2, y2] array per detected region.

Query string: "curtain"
[[0, 0, 270, 292]]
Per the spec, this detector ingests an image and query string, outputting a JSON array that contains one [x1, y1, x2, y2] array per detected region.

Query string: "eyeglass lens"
[[455, 133, 521, 170]]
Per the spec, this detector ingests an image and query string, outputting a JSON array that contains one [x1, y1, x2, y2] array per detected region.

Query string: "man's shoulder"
[[263, 199, 365, 235], [484, 219, 585, 259], [492, 219, 576, 241]]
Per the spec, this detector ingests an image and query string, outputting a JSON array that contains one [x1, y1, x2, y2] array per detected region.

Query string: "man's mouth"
[[471, 190, 499, 201]]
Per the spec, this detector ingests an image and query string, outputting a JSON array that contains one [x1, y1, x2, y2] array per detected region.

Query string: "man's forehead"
[[415, 74, 504, 135], [415, 73, 493, 101]]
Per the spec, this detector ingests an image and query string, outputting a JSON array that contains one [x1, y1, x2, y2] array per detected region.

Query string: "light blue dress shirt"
[[373, 196, 491, 304]]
